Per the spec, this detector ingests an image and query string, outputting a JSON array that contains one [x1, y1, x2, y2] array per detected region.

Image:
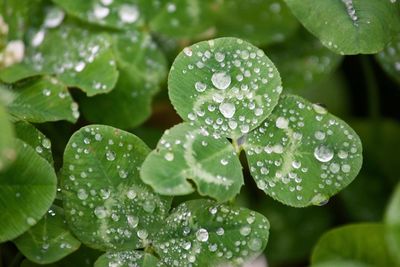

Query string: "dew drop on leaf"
[[211, 72, 231, 90], [314, 145, 334, 162]]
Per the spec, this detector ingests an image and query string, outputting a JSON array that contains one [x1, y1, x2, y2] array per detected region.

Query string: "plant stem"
[[360, 56, 380, 121], [9, 252, 23, 267]]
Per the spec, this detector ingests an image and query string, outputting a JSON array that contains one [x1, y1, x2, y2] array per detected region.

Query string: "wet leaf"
[[7, 76, 78, 123], [214, 0, 299, 46], [0, 23, 118, 96], [153, 199, 270, 267], [13, 205, 81, 264], [95, 251, 160, 267], [141, 123, 243, 202], [61, 125, 172, 251], [244, 94, 362, 207], [15, 121, 54, 165], [80, 31, 167, 129], [53, 0, 144, 30], [375, 34, 400, 84], [0, 103, 15, 171], [284, 0, 400, 54], [385, 183, 400, 265], [169, 37, 282, 139], [268, 29, 343, 92], [311, 224, 395, 267], [0, 139, 57, 242]]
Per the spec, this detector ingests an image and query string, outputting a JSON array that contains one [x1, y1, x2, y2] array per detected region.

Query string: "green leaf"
[[147, 0, 214, 39], [0, 103, 15, 171], [153, 199, 270, 267], [52, 0, 144, 30], [268, 29, 343, 92], [15, 121, 54, 165], [13, 205, 81, 264], [21, 245, 102, 267], [311, 223, 395, 267], [7, 76, 78, 123], [61, 125, 172, 251], [168, 37, 282, 139], [312, 261, 369, 267], [80, 31, 167, 129], [385, 183, 400, 265], [284, 0, 400, 55], [214, 0, 299, 46], [95, 251, 160, 267], [141, 123, 243, 202], [0, 23, 119, 96], [0, 139, 57, 242], [376, 34, 400, 84], [244, 94, 362, 207]]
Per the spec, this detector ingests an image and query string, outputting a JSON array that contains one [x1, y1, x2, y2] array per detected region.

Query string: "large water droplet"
[[240, 225, 251, 236], [219, 102, 236, 119], [211, 72, 231, 90], [275, 117, 289, 129], [314, 145, 334, 162], [118, 4, 139, 23], [44, 7, 65, 28], [196, 228, 209, 242], [248, 238, 262, 251], [127, 215, 139, 228]]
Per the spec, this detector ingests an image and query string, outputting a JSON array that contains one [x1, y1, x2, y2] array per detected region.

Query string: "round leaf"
[[244, 94, 362, 207], [13, 205, 81, 264], [0, 23, 118, 96], [284, 0, 400, 54], [95, 251, 160, 267], [0, 139, 57, 242], [153, 199, 270, 267], [80, 31, 167, 129], [61, 125, 172, 251], [0, 103, 15, 171], [141, 123, 243, 202], [311, 224, 395, 267], [168, 37, 282, 139], [385, 183, 400, 265], [376, 34, 400, 84], [15, 121, 54, 165], [8, 76, 78, 123], [214, 0, 299, 46]]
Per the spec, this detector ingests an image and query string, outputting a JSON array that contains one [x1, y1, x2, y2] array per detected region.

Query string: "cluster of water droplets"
[[90, 0, 140, 26], [175, 38, 282, 138], [155, 201, 268, 266], [342, 0, 358, 24], [245, 96, 361, 205], [377, 36, 400, 75], [62, 126, 169, 249]]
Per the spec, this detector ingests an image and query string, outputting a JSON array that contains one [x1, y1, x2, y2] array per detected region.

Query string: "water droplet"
[[216, 227, 224, 236], [312, 104, 327, 114], [219, 102, 236, 118], [137, 229, 148, 240], [93, 4, 110, 19], [182, 241, 191, 250], [183, 47, 193, 57], [195, 82, 206, 92], [220, 159, 228, 165], [314, 145, 334, 162], [126, 190, 136, 199], [118, 170, 128, 179], [164, 152, 174, 161], [42, 138, 51, 149], [329, 163, 340, 173], [94, 206, 107, 219], [32, 30, 45, 47], [215, 52, 225, 62], [27, 217, 36, 226], [211, 72, 231, 90], [127, 215, 139, 228], [44, 7, 65, 28], [74, 61, 85, 72], [105, 150, 116, 161], [196, 228, 209, 242], [240, 225, 251, 236], [119, 4, 139, 23], [143, 200, 156, 213], [275, 117, 289, 129], [95, 133, 102, 141], [314, 131, 326, 140], [248, 238, 262, 251], [77, 188, 88, 200]]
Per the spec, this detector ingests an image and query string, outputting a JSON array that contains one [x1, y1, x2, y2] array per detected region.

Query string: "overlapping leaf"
[[14, 205, 81, 264], [80, 31, 167, 129], [244, 95, 362, 207], [168, 37, 282, 139], [376, 34, 400, 84], [153, 199, 270, 267], [7, 76, 78, 123], [141, 123, 243, 202], [0, 23, 118, 96], [284, 0, 400, 54], [311, 224, 395, 267], [0, 139, 57, 242], [61, 125, 171, 251], [0, 103, 15, 171]]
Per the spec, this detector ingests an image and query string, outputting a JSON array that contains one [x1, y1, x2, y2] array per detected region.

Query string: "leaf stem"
[[360, 56, 380, 121]]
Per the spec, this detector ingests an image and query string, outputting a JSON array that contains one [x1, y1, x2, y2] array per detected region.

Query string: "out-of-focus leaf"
[[376, 34, 400, 84], [385, 183, 400, 265], [0, 103, 15, 171]]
